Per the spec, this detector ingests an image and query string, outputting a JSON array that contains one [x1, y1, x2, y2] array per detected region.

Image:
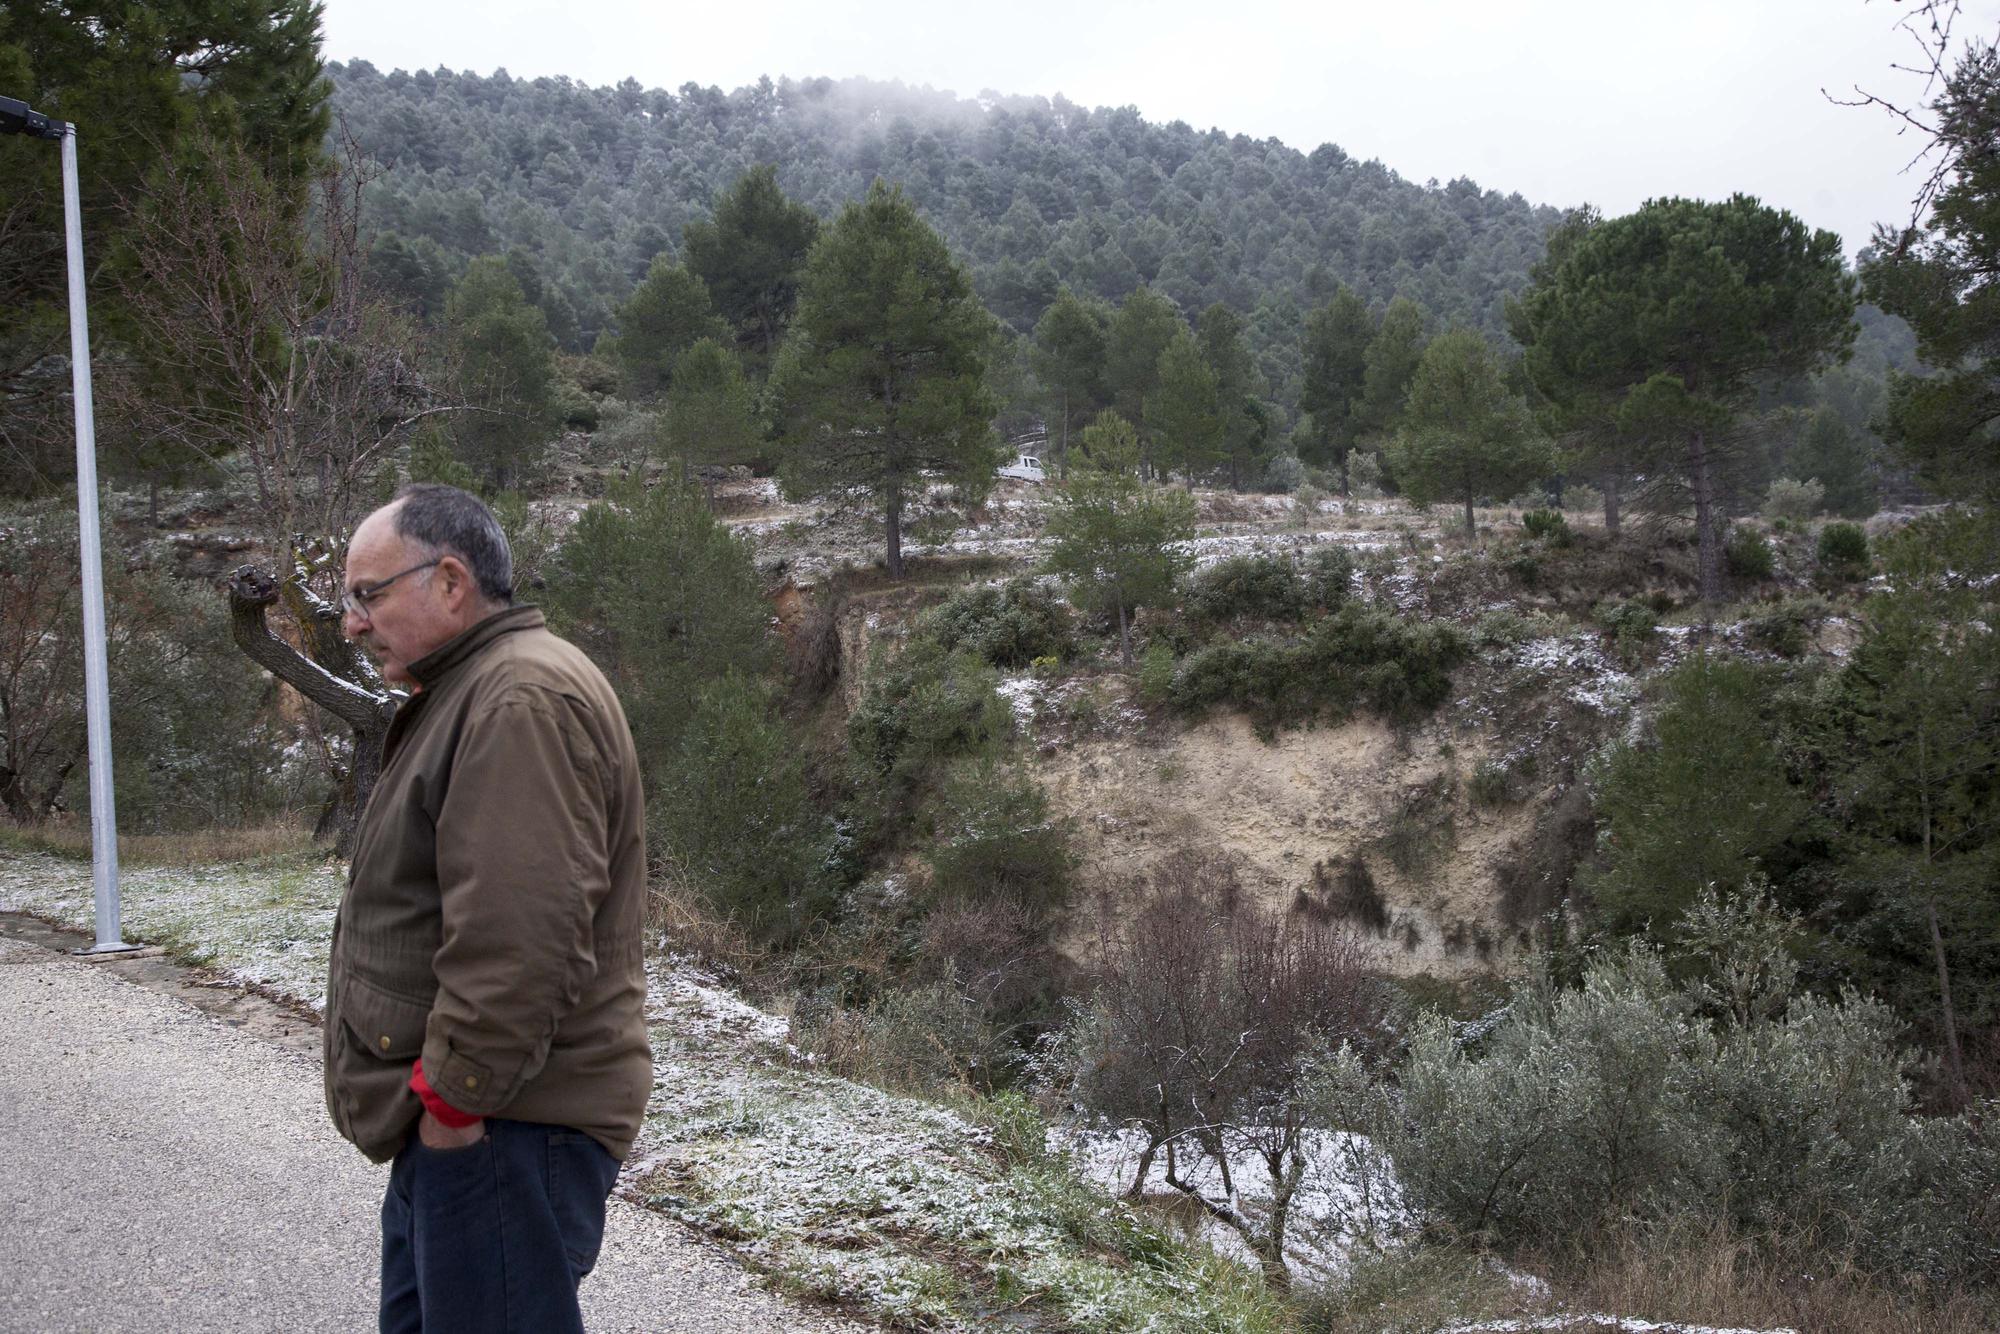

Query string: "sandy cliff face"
[[1035, 706, 1548, 977]]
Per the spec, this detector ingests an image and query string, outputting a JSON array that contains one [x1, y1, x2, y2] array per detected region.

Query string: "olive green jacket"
[[324, 606, 651, 1164]]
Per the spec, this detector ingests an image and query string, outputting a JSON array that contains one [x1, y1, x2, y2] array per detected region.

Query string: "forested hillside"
[[331, 62, 1560, 399]]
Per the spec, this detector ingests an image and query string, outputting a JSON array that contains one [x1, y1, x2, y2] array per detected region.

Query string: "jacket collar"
[[407, 604, 545, 690]]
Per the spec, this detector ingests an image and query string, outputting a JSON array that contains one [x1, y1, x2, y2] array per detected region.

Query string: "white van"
[[998, 453, 1047, 483]]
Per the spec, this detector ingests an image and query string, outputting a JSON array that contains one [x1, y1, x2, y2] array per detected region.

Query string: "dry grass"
[[1537, 1220, 1995, 1334], [0, 818, 315, 867], [644, 853, 769, 978]]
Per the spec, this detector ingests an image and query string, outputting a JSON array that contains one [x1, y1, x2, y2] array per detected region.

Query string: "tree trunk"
[[1336, 447, 1351, 498], [227, 564, 395, 856], [1463, 492, 1476, 536], [885, 485, 905, 580], [1687, 429, 1722, 604], [1927, 896, 1969, 1108], [1602, 469, 1622, 537], [1117, 598, 1133, 667]]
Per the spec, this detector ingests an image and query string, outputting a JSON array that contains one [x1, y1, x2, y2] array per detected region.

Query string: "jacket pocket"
[[338, 974, 433, 1062]]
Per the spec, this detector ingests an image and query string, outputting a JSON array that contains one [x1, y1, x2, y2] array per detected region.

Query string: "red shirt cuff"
[[410, 1057, 482, 1128]]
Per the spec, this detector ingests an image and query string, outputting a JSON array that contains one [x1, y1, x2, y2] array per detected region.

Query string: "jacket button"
[[379, 1036, 391, 1050], [464, 1076, 478, 1090]]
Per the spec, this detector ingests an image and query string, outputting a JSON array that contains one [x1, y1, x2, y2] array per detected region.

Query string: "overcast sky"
[[319, 0, 1996, 256]]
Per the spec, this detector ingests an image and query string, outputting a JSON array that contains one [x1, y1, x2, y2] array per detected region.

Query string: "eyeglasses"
[[339, 560, 439, 618]]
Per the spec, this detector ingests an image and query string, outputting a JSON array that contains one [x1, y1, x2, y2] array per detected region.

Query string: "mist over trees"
[[324, 61, 1563, 409]]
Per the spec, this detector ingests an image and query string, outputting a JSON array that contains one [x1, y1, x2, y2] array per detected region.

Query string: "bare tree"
[[1066, 850, 1381, 1290], [111, 129, 466, 847]]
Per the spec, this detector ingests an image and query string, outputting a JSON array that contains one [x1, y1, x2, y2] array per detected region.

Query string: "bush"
[[793, 980, 1007, 1096], [1171, 604, 1468, 730], [1369, 889, 2000, 1287], [1762, 476, 1826, 524], [651, 674, 827, 944], [926, 761, 1074, 914], [923, 579, 1073, 668], [1594, 598, 1657, 665], [1183, 554, 1308, 623], [1725, 526, 1775, 580], [1302, 545, 1355, 610], [847, 638, 1009, 792], [1743, 595, 1828, 658], [1521, 508, 1574, 546], [1136, 641, 1177, 705], [1262, 452, 1305, 494], [1817, 520, 1870, 577]]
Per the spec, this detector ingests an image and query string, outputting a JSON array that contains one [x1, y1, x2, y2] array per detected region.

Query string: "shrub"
[[651, 674, 828, 944], [923, 579, 1072, 667], [1302, 545, 1355, 610], [1743, 595, 1828, 658], [1183, 554, 1308, 623], [1468, 760, 1513, 807], [1762, 476, 1826, 523], [1296, 855, 1389, 934], [1724, 526, 1775, 580], [1594, 598, 1657, 665], [1370, 889, 2000, 1287], [847, 638, 1009, 793], [926, 761, 1074, 914], [1136, 641, 1177, 705], [1170, 605, 1469, 731], [1817, 520, 1870, 577], [1521, 508, 1574, 546], [1262, 452, 1305, 494], [793, 980, 1006, 1096]]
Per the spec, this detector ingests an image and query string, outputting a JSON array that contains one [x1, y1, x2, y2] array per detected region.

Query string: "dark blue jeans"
[[379, 1118, 621, 1334]]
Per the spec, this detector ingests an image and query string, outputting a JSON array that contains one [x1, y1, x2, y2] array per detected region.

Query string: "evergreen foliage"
[[1863, 43, 2000, 501], [768, 182, 999, 578], [680, 164, 820, 372], [1510, 196, 1857, 601], [1589, 654, 1803, 933], [1043, 472, 1197, 664], [323, 62, 1562, 377], [660, 337, 758, 477], [1386, 328, 1548, 533], [445, 256, 558, 489], [1, 2, 331, 491], [923, 580, 1073, 668], [612, 259, 729, 400], [539, 479, 774, 778]]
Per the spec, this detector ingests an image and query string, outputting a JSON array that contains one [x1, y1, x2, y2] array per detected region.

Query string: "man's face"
[[342, 508, 453, 689]]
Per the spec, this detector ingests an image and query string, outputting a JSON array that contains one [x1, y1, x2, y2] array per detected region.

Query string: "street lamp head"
[[0, 95, 66, 140]]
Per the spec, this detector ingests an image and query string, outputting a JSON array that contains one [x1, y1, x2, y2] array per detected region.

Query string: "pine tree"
[[1510, 196, 1856, 601], [661, 337, 757, 485], [1104, 286, 1185, 474], [768, 182, 999, 578], [1299, 285, 1373, 485], [1197, 302, 1264, 489], [447, 256, 557, 490], [681, 165, 820, 374], [1388, 329, 1548, 533], [1030, 288, 1112, 476], [1356, 297, 1428, 491], [613, 258, 728, 400], [1149, 329, 1225, 481], [1045, 472, 1196, 666]]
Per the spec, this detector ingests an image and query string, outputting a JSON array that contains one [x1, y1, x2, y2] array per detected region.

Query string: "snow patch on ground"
[[1053, 1122, 1411, 1286]]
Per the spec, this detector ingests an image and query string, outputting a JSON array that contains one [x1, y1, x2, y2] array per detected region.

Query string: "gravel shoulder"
[[0, 917, 864, 1334]]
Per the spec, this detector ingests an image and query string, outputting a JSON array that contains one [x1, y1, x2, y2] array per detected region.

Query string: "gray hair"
[[390, 483, 515, 604]]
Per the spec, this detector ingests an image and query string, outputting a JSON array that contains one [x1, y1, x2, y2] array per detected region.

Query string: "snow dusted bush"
[[1762, 476, 1826, 524], [923, 578, 1072, 668], [1184, 553, 1310, 623], [1374, 886, 2000, 1286]]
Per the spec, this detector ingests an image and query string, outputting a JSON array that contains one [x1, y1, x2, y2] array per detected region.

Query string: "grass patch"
[[0, 818, 315, 866]]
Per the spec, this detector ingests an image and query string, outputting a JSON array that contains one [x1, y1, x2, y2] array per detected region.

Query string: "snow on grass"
[[1441, 1319, 1797, 1333], [1053, 1123, 1412, 1288], [0, 849, 340, 1008], [0, 848, 1272, 1331]]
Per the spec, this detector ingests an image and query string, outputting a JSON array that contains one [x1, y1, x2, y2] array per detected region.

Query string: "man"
[[327, 483, 650, 1333]]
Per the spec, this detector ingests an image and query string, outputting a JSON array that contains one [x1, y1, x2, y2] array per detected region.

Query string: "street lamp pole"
[[2, 94, 133, 954]]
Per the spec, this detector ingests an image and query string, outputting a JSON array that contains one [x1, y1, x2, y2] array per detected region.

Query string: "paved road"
[[0, 928, 861, 1333]]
